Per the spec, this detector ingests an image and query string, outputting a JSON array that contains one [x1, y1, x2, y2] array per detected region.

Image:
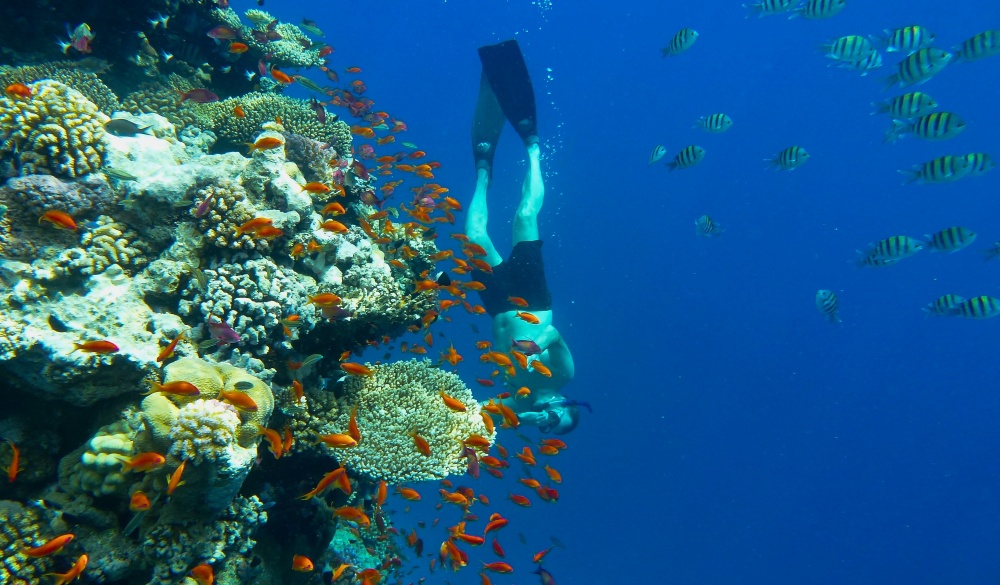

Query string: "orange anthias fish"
[[322, 219, 349, 233], [72, 339, 119, 354], [516, 311, 540, 324], [480, 412, 495, 434], [301, 182, 331, 194], [255, 226, 284, 240], [533, 546, 554, 563], [507, 296, 529, 308], [341, 362, 373, 376], [5, 82, 32, 99], [3, 439, 21, 482], [39, 210, 77, 230], [256, 425, 284, 459], [234, 217, 273, 236], [291, 555, 314, 572], [439, 391, 467, 412], [120, 452, 166, 473], [308, 292, 342, 306], [24, 534, 74, 557], [44, 554, 88, 585], [397, 486, 421, 500], [247, 136, 284, 153], [129, 490, 151, 511], [270, 68, 293, 84], [410, 430, 431, 456], [219, 389, 259, 412], [316, 433, 358, 448], [189, 563, 214, 585], [543, 464, 562, 483], [155, 330, 187, 363], [321, 202, 346, 216], [333, 505, 371, 528], [233, 105, 246, 118], [167, 460, 186, 495], [144, 380, 200, 397], [508, 493, 531, 507], [529, 361, 553, 377], [331, 563, 353, 581], [229, 41, 249, 53], [348, 406, 361, 442], [481, 561, 513, 573], [299, 468, 346, 500]]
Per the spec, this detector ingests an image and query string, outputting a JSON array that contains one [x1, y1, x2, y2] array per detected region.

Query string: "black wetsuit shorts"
[[476, 240, 552, 317]]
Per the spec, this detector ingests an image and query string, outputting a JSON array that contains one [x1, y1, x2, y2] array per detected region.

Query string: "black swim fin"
[[478, 40, 538, 146], [471, 70, 505, 180]]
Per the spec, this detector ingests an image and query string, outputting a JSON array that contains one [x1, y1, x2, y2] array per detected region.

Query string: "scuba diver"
[[466, 40, 582, 435]]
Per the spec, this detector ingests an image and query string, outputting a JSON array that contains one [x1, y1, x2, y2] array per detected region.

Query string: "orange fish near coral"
[[410, 430, 431, 456], [189, 563, 214, 585], [3, 439, 20, 482], [228, 42, 249, 53], [270, 68, 293, 84], [321, 202, 346, 216], [516, 311, 540, 324], [481, 561, 513, 574], [348, 406, 361, 442], [439, 391, 467, 412], [322, 220, 349, 234], [308, 292, 342, 306], [299, 468, 345, 500], [156, 330, 187, 363], [334, 505, 371, 528], [44, 554, 88, 585], [256, 425, 284, 459], [24, 534, 74, 558], [119, 452, 166, 473], [5, 82, 32, 99], [317, 433, 358, 448], [301, 182, 331, 194], [341, 362, 373, 376], [144, 380, 200, 397], [233, 105, 246, 118], [397, 486, 422, 500], [543, 464, 562, 483], [235, 217, 273, 236], [167, 459, 186, 495], [291, 555, 314, 572], [39, 210, 77, 230], [255, 226, 284, 240], [129, 490, 151, 511], [529, 361, 552, 377], [247, 137, 284, 153], [220, 389, 259, 411]]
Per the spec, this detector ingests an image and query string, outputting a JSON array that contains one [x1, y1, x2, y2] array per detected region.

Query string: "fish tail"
[[883, 120, 906, 144], [870, 101, 889, 116], [880, 73, 900, 92], [896, 168, 921, 185]]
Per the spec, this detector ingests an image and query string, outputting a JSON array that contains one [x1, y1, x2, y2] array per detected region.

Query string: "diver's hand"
[[518, 411, 548, 426]]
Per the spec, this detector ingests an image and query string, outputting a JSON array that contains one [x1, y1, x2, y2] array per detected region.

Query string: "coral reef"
[[141, 495, 267, 585], [0, 501, 58, 584], [283, 132, 340, 186], [168, 399, 241, 464], [200, 92, 348, 148], [329, 360, 494, 483], [0, 265, 184, 405], [212, 8, 325, 69], [179, 256, 318, 355], [75, 215, 151, 276], [0, 60, 120, 114], [59, 420, 135, 498], [120, 76, 207, 131], [0, 80, 109, 178]]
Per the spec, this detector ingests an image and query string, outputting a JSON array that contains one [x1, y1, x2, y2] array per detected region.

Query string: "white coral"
[[169, 399, 241, 464]]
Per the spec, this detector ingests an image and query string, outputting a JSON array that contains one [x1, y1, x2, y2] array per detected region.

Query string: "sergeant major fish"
[[924, 226, 976, 253], [695, 113, 733, 133], [815, 290, 842, 323], [898, 155, 969, 184], [668, 145, 705, 170], [952, 296, 1000, 319], [695, 214, 724, 237], [768, 146, 810, 170], [952, 30, 1000, 63], [872, 92, 938, 119], [649, 145, 668, 165], [883, 48, 953, 89], [794, 0, 846, 19], [923, 294, 965, 316], [876, 25, 935, 54], [884, 112, 965, 143], [743, 0, 796, 18], [661, 28, 699, 56]]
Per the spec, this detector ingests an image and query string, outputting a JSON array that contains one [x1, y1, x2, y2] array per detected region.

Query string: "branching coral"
[[330, 359, 494, 483], [141, 495, 267, 585], [77, 215, 151, 276], [0, 79, 109, 178], [0, 501, 58, 584], [178, 257, 319, 356]]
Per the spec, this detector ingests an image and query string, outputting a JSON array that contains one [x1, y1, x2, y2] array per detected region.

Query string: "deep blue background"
[[273, 1, 1000, 582]]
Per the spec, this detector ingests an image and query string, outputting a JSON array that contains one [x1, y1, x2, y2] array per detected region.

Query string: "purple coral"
[[1, 173, 117, 218]]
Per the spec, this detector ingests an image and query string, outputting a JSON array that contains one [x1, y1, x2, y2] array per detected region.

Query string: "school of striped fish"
[[653, 2, 998, 323]]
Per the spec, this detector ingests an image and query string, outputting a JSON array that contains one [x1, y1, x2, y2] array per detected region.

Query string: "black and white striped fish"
[[815, 290, 841, 323]]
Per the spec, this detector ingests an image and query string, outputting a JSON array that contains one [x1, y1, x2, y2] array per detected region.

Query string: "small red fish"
[[39, 210, 77, 230], [167, 460, 186, 495], [130, 490, 151, 511], [44, 554, 88, 585], [229, 42, 249, 53], [72, 340, 119, 354], [189, 563, 214, 585], [233, 105, 246, 118], [2, 439, 20, 482], [5, 82, 32, 99], [291, 555, 314, 572], [120, 452, 166, 473]]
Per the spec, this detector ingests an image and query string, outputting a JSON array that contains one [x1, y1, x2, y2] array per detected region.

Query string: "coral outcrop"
[[0, 80, 108, 178], [59, 420, 135, 498], [328, 360, 493, 483], [0, 501, 58, 584]]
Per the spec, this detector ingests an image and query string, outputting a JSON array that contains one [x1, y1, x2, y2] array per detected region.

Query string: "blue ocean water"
[[269, 0, 1000, 582]]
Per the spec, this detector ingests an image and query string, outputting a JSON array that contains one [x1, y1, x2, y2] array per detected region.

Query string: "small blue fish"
[[649, 145, 668, 165]]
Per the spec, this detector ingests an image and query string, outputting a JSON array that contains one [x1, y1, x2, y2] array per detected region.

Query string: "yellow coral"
[[0, 79, 108, 178], [330, 359, 493, 483]]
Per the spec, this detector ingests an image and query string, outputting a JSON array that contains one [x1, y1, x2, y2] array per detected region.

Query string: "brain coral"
[[330, 359, 494, 483], [0, 79, 109, 178]]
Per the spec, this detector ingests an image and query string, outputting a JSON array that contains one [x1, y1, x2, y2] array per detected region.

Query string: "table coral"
[[0, 79, 109, 178], [329, 360, 494, 483]]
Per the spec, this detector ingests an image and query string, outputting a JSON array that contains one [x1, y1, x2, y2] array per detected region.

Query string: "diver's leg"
[[465, 168, 503, 267], [472, 71, 505, 185], [512, 142, 543, 245], [478, 40, 538, 145]]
